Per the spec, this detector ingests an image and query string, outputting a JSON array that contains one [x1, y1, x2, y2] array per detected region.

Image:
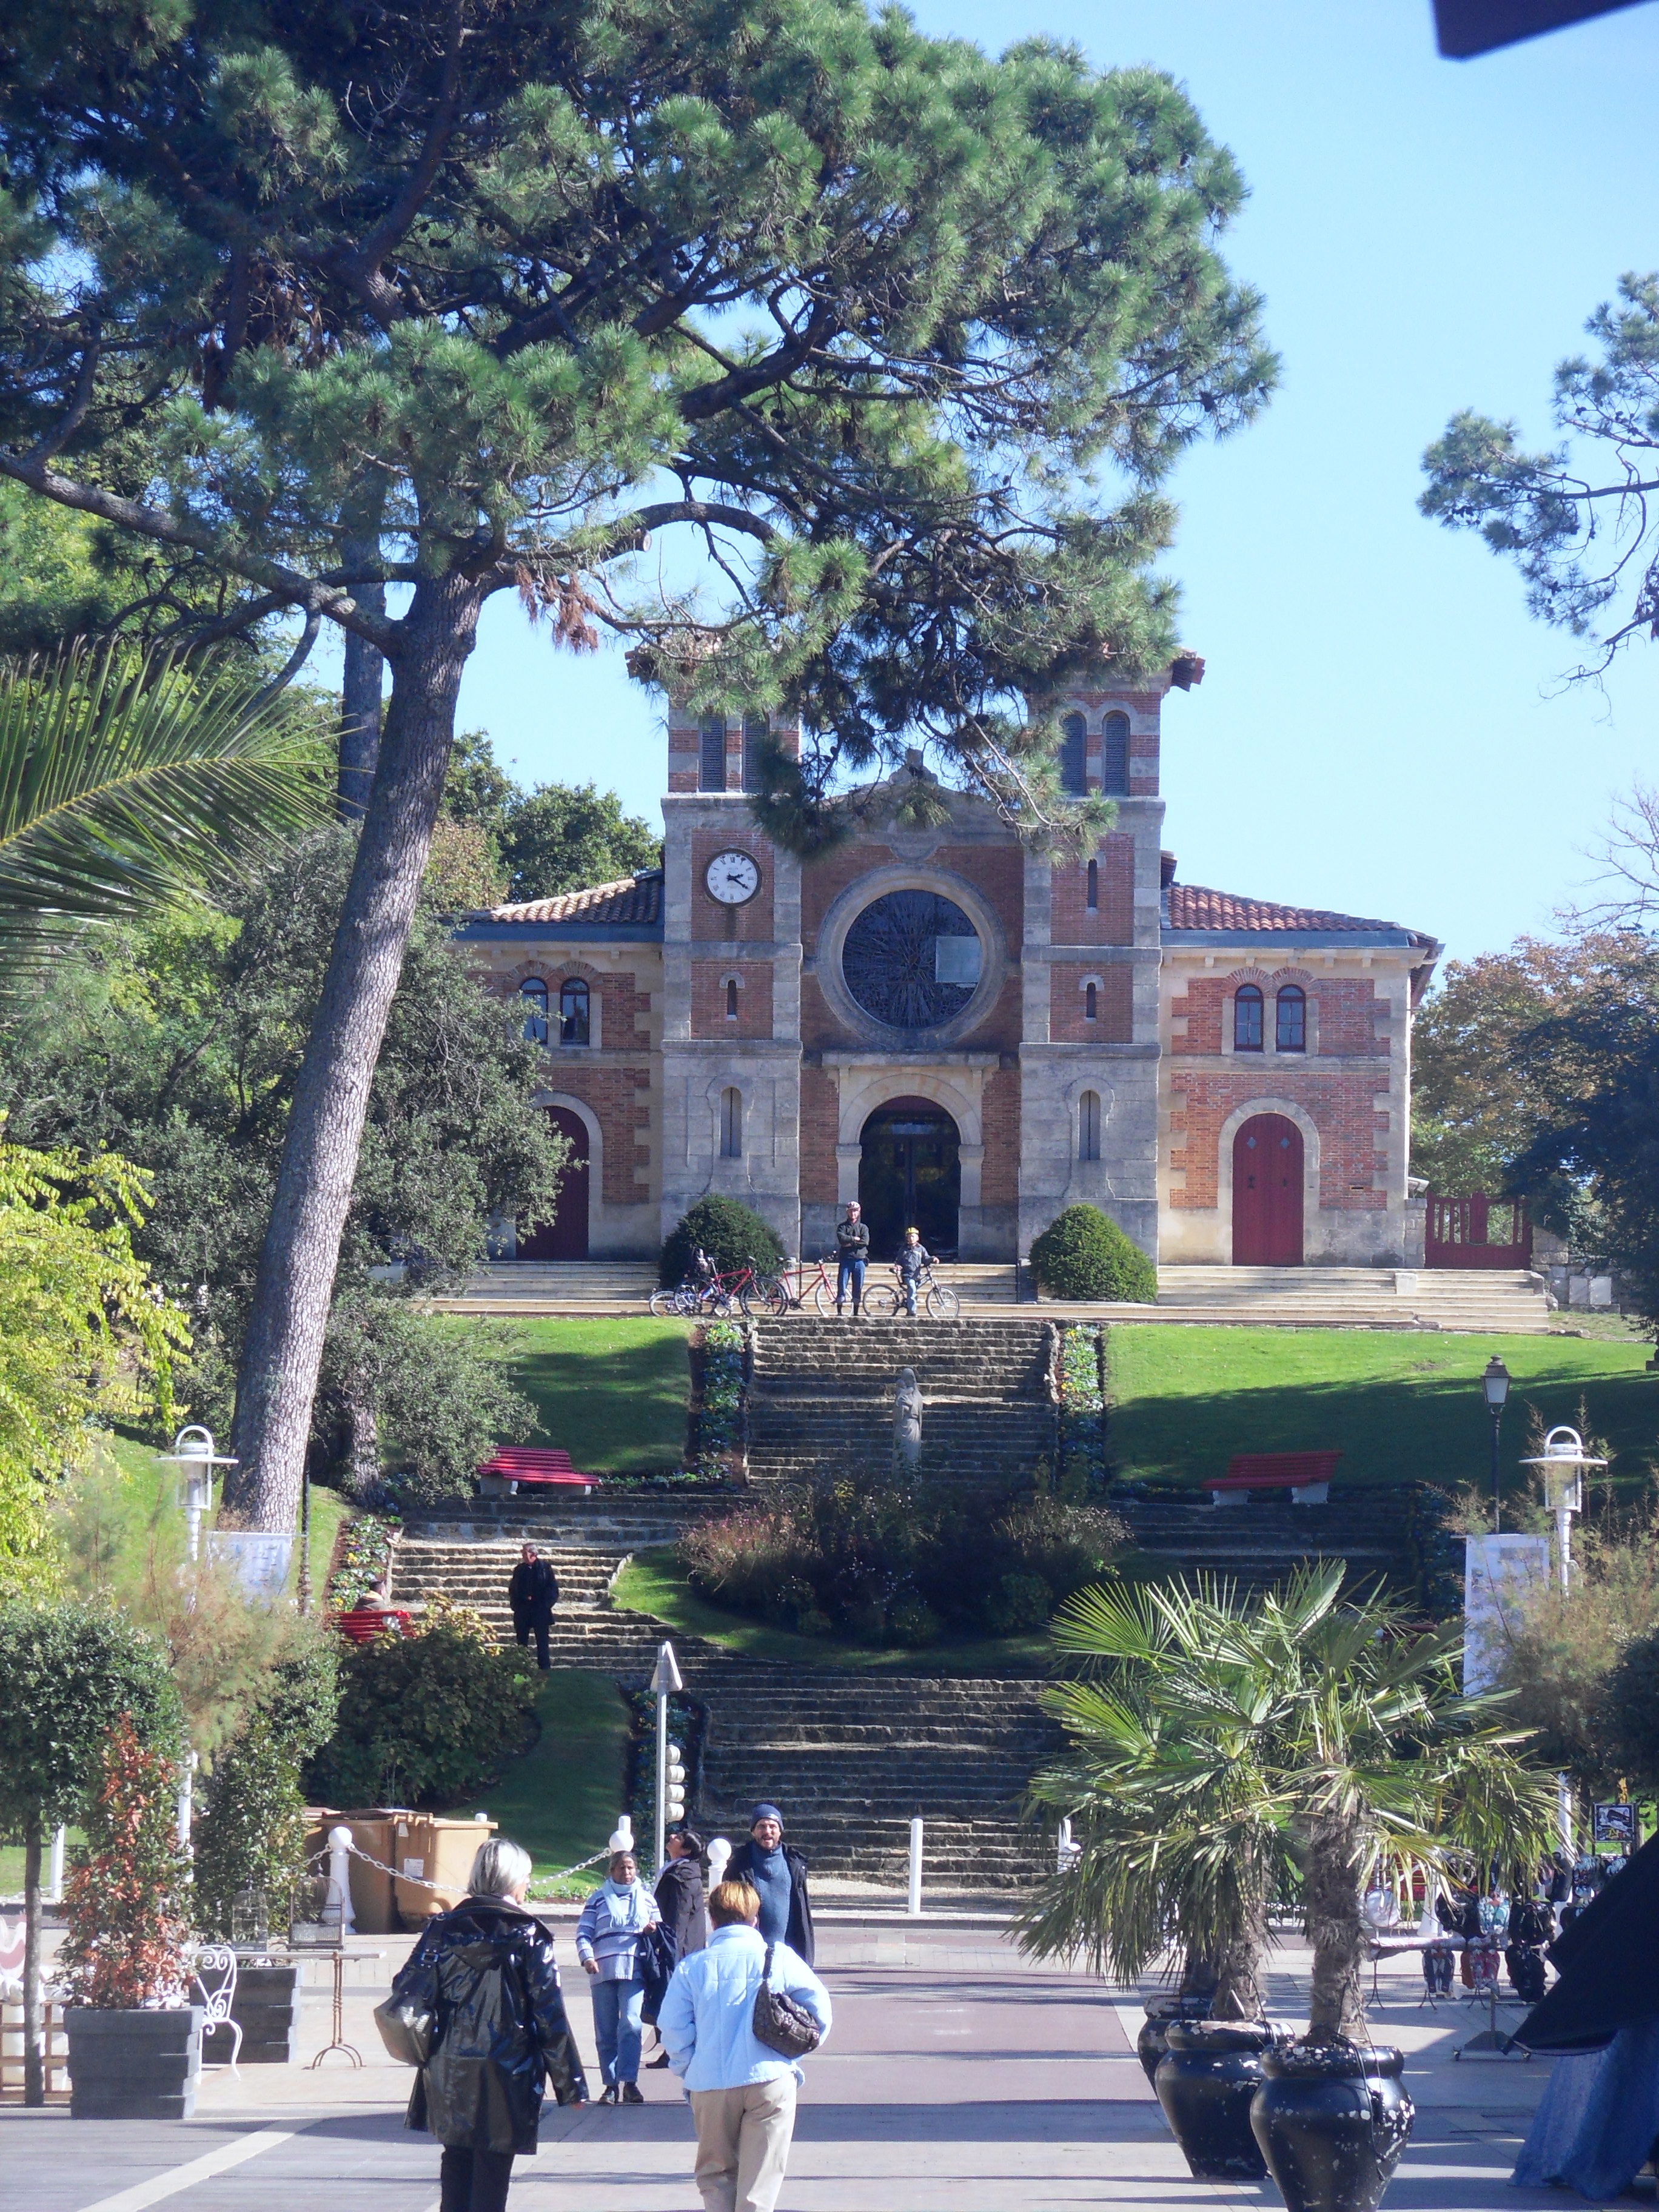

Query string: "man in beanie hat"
[[724, 1804, 814, 1967]]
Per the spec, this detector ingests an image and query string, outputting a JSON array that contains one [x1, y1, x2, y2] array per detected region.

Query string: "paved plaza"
[[0, 1917, 1589, 2212]]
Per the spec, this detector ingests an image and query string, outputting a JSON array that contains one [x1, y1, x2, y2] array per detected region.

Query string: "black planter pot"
[[66, 2006, 203, 2119], [1155, 2019, 1283, 2180], [1135, 1994, 1213, 2085], [229, 1962, 302, 2064], [1250, 2042, 1415, 2212]]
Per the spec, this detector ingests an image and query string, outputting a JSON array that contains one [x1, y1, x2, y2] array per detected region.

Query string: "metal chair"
[[191, 1943, 242, 2070]]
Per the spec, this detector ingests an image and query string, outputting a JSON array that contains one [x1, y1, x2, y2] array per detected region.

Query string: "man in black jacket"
[[725, 1804, 815, 1966], [508, 1544, 559, 1671], [834, 1201, 870, 1316]]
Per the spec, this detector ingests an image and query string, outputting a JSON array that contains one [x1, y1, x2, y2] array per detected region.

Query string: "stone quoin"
[[454, 661, 1441, 1269]]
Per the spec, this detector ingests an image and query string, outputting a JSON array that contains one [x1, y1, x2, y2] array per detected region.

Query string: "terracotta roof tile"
[[485, 870, 663, 926], [1167, 882, 1416, 935]]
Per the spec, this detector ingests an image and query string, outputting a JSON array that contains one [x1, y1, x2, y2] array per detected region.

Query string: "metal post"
[[907, 1818, 923, 1917], [176, 1749, 198, 1855], [47, 1826, 64, 1903], [648, 1642, 684, 1877], [1490, 1406, 1503, 1533]]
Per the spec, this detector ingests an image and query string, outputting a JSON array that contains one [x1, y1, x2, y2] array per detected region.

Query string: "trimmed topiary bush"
[[1029, 1205, 1156, 1303], [660, 1196, 786, 1288]]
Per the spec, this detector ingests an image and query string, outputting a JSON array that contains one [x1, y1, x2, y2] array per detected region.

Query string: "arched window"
[[1233, 984, 1264, 1052], [1084, 980, 1098, 1022], [742, 712, 769, 793], [699, 715, 727, 793], [518, 977, 549, 1046], [1085, 857, 1099, 912], [558, 977, 590, 1047], [1079, 1090, 1102, 1163], [719, 1086, 743, 1158], [1059, 711, 1087, 796], [725, 976, 739, 1021], [1276, 984, 1307, 1053], [1102, 711, 1130, 796]]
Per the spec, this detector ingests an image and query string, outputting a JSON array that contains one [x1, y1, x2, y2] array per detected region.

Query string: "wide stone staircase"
[[1148, 1265, 1550, 1333], [745, 1315, 1057, 1487], [1112, 1490, 1418, 1597], [387, 1495, 1059, 1888]]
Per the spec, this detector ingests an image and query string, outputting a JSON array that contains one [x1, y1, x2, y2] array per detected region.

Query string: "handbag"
[[638, 1921, 679, 2028], [374, 1952, 441, 2066], [751, 1942, 822, 2060]]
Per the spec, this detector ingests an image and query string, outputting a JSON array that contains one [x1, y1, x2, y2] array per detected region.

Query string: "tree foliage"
[[58, 1716, 191, 2008], [0, 1134, 188, 1576], [1019, 1567, 1558, 2041], [0, 1600, 181, 1838], [1028, 1203, 1156, 1302], [443, 732, 659, 905], [1421, 272, 1659, 674]]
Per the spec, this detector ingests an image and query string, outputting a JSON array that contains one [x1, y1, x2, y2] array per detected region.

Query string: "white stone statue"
[[894, 1368, 923, 1473]]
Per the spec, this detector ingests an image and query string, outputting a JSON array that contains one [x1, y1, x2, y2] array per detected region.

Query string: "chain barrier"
[[308, 1837, 611, 1899]]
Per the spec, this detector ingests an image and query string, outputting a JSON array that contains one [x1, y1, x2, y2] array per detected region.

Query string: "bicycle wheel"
[[925, 1283, 960, 1320], [862, 1282, 899, 1318], [813, 1278, 839, 1317], [741, 1276, 788, 1318], [648, 1288, 678, 1317]]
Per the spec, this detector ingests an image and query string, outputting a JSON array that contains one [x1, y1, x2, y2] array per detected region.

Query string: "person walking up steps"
[[507, 1543, 558, 1671], [724, 1805, 815, 1966], [658, 1877, 832, 2212], [575, 1842, 660, 2103], [399, 1837, 588, 2212], [834, 1201, 869, 1316]]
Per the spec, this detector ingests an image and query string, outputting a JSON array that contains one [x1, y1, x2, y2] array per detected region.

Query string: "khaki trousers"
[[689, 2076, 797, 2212]]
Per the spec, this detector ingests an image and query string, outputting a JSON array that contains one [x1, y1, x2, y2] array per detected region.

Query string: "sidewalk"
[[0, 1923, 1584, 2212]]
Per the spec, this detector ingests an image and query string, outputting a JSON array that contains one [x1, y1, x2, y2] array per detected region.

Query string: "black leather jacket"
[[403, 1898, 587, 2153], [654, 1856, 708, 1959], [508, 1558, 559, 1624]]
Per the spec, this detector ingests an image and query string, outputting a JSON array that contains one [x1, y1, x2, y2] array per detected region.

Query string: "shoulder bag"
[[374, 1950, 441, 2066], [751, 1941, 822, 2060]]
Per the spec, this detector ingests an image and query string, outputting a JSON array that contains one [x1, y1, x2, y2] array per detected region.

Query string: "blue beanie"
[[748, 1803, 784, 1830]]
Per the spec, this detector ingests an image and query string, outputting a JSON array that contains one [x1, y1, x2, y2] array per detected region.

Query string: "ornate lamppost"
[[1481, 1357, 1511, 1530]]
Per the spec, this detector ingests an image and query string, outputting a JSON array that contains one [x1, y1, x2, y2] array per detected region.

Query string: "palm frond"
[[0, 641, 332, 973]]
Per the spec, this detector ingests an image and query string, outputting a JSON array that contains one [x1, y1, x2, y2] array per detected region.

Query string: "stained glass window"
[[842, 890, 981, 1031]]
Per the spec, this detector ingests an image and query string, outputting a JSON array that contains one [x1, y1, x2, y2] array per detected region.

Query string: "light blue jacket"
[[574, 1878, 659, 1983], [657, 1925, 831, 2092]]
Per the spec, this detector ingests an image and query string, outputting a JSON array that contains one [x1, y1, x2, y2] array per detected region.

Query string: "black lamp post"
[[1482, 1356, 1512, 1530]]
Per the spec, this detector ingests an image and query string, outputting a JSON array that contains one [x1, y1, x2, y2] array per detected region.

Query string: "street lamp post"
[[1520, 1424, 1606, 1855], [155, 1425, 238, 1852], [1481, 1358, 1511, 1532], [649, 1641, 685, 1876]]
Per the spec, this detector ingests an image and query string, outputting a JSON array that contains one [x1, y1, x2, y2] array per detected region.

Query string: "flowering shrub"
[[1056, 1325, 1108, 1496], [59, 1716, 191, 2008], [689, 1318, 745, 1478], [327, 1511, 400, 1610]]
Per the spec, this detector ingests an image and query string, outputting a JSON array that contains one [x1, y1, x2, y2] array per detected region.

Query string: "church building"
[[456, 663, 1441, 1269]]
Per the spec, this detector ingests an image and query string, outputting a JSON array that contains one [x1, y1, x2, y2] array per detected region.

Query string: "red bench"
[[1207, 1450, 1342, 1506], [476, 1448, 603, 1496], [331, 1606, 413, 1643]]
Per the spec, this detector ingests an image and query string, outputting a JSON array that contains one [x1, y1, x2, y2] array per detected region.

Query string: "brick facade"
[[799, 1064, 840, 1204], [1050, 834, 1134, 945], [1168, 1070, 1390, 1212], [1049, 964, 1133, 1044], [691, 957, 774, 1040]]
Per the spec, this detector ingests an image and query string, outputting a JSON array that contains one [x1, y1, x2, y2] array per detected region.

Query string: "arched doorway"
[[859, 1097, 960, 1258], [1232, 1113, 1304, 1266], [518, 1106, 590, 1259]]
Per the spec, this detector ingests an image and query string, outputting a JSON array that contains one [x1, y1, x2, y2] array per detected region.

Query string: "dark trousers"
[[514, 1615, 551, 1669], [440, 2145, 515, 2212], [836, 1256, 865, 1312]]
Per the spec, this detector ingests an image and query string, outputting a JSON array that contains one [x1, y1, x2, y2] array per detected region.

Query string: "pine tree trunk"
[[224, 574, 482, 1532], [338, 612, 386, 819], [1304, 1812, 1367, 2044], [22, 1812, 42, 2106]]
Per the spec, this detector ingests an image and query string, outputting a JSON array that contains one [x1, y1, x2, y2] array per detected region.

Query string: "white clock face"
[[705, 850, 761, 905]]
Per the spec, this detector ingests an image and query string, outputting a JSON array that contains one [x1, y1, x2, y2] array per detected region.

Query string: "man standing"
[[834, 1199, 870, 1317], [724, 1805, 815, 1967], [508, 1543, 559, 1671], [657, 1877, 831, 2212]]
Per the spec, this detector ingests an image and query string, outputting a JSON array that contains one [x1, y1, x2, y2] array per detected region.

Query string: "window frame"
[[699, 715, 727, 793], [1233, 983, 1264, 1053], [1102, 711, 1130, 797], [742, 712, 769, 793], [719, 1085, 743, 1158], [1059, 711, 1088, 797], [1079, 1088, 1102, 1163], [518, 977, 549, 1047], [1275, 984, 1307, 1054], [558, 976, 591, 1048]]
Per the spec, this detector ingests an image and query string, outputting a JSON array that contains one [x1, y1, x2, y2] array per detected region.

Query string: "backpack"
[[751, 1942, 822, 2060]]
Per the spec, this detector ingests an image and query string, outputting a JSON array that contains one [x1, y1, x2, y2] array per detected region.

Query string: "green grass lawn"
[[614, 1546, 1050, 1676], [491, 1316, 690, 1473], [1108, 1324, 1658, 1500], [440, 1670, 629, 1896]]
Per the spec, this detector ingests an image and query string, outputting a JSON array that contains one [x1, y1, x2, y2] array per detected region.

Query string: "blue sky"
[[444, 0, 1659, 968]]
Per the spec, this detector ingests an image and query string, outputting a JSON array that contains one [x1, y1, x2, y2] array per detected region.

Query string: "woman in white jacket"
[[657, 1879, 832, 2212], [574, 1848, 660, 2104]]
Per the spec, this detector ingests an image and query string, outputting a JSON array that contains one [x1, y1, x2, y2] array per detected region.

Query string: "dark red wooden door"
[[517, 1107, 590, 1259], [1233, 1113, 1304, 1265]]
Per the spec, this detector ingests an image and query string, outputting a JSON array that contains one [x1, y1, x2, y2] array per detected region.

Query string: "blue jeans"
[[590, 1973, 645, 2087], [836, 1256, 865, 1312]]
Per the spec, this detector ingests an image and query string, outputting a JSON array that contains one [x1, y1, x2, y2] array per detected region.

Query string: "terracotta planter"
[[67, 2005, 203, 2119], [1250, 2042, 1415, 2212], [1155, 2019, 1282, 2180]]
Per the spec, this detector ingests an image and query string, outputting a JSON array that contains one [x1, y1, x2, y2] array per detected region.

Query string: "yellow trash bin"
[[394, 1814, 497, 1925]]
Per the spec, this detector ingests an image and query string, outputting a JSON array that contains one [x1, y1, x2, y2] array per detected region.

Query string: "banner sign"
[[1463, 1533, 1550, 1694], [208, 1531, 293, 1603], [1593, 1802, 1636, 1849]]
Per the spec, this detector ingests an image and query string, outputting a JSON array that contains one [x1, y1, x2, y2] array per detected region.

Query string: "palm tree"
[[1019, 1564, 1560, 2042], [0, 643, 329, 979]]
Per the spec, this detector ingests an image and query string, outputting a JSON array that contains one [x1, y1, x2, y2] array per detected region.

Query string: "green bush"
[[193, 1632, 340, 1939], [305, 1602, 538, 1808], [660, 1196, 785, 1288], [1030, 1205, 1156, 1302]]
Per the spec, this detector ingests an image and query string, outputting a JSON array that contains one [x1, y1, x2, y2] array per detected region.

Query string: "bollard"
[[48, 1825, 65, 1903], [908, 1817, 923, 1917], [326, 1825, 358, 1934], [706, 1837, 731, 1892]]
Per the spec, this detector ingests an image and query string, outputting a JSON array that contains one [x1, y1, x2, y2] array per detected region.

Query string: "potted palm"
[[1021, 1566, 1559, 2211], [60, 1717, 202, 2119]]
